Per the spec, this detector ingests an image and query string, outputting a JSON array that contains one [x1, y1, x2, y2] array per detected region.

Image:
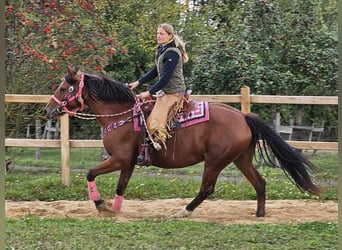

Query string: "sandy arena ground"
[[5, 199, 338, 225]]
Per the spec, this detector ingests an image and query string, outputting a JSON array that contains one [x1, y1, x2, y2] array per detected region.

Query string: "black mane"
[[83, 73, 135, 103]]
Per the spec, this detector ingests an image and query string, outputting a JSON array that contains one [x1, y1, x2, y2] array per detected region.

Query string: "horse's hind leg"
[[172, 164, 223, 218], [234, 148, 266, 217]]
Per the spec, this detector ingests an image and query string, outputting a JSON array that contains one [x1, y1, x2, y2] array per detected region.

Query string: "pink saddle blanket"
[[134, 101, 209, 131]]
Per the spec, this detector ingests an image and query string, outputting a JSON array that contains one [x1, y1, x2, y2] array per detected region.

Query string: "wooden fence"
[[5, 86, 338, 186]]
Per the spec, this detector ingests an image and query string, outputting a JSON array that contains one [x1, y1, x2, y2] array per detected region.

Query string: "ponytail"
[[174, 34, 189, 64]]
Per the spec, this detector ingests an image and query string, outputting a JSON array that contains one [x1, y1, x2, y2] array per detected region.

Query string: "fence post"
[[240, 86, 251, 114], [240, 86, 251, 183], [54, 121, 60, 139], [60, 114, 70, 186], [35, 118, 41, 159], [45, 119, 53, 139]]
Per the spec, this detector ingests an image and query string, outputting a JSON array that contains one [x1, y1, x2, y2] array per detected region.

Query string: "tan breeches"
[[147, 91, 183, 149]]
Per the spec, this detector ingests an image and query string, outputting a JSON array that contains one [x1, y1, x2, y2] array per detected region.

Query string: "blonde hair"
[[158, 23, 189, 63]]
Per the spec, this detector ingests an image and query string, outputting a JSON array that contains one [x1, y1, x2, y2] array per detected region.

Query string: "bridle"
[[51, 74, 85, 116], [50, 73, 153, 120]]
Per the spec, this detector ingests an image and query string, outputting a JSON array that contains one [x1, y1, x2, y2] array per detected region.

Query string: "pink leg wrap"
[[112, 195, 123, 212], [87, 181, 100, 201]]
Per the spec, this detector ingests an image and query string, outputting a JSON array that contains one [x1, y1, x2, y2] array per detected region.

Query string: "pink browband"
[[51, 74, 85, 116]]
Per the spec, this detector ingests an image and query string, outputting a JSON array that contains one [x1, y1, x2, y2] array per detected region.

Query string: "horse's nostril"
[[44, 108, 51, 117], [44, 108, 53, 118]]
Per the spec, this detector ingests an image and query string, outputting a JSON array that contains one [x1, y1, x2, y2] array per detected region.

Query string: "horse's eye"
[[68, 86, 74, 93]]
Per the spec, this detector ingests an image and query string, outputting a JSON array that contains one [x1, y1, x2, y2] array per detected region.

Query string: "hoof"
[[94, 199, 105, 209], [95, 200, 116, 217], [171, 208, 192, 218], [256, 211, 265, 217]]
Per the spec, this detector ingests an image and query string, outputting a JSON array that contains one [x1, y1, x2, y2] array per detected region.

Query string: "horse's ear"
[[72, 65, 80, 74], [67, 66, 74, 76], [67, 66, 81, 80]]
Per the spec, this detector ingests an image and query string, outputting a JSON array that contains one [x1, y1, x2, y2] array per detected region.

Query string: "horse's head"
[[44, 66, 85, 118]]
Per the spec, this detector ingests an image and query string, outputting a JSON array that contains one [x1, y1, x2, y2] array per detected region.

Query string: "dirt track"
[[5, 199, 337, 225]]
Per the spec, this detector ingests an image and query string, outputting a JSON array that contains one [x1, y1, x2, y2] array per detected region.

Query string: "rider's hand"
[[138, 91, 151, 100], [128, 81, 139, 90]]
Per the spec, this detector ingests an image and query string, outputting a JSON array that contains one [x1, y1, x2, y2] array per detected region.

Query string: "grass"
[[5, 148, 338, 249], [5, 149, 337, 201], [4, 168, 337, 201], [5, 218, 338, 249], [6, 147, 103, 169]]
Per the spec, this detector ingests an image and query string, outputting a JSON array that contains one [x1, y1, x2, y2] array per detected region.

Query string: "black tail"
[[245, 113, 321, 196]]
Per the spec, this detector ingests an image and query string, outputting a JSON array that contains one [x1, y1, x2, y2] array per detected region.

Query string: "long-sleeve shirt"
[[138, 42, 181, 95]]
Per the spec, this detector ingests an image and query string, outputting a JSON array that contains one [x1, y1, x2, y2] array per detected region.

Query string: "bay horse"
[[44, 66, 321, 218]]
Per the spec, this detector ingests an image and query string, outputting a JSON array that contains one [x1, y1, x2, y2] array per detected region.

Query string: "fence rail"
[[5, 87, 338, 186]]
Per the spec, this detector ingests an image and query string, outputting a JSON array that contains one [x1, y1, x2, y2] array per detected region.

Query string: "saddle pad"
[[134, 101, 209, 131]]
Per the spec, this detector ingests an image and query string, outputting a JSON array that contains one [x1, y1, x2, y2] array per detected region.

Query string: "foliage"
[[5, 218, 337, 249], [5, 0, 118, 94], [5, 0, 338, 140], [97, 0, 188, 83], [189, 0, 337, 137], [190, 0, 337, 96], [103, 44, 151, 83], [5, 0, 120, 137]]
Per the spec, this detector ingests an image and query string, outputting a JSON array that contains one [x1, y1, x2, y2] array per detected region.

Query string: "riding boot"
[[137, 129, 152, 166], [143, 143, 151, 166], [137, 125, 146, 165]]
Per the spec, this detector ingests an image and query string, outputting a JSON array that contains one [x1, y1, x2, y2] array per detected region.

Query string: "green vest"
[[156, 47, 186, 94]]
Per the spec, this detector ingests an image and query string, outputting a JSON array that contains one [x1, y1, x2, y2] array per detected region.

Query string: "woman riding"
[[129, 23, 189, 150]]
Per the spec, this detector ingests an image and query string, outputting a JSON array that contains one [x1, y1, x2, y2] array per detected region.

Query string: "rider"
[[129, 23, 189, 150]]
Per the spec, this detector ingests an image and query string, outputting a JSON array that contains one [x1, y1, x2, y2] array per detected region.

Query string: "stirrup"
[[137, 155, 145, 165], [137, 143, 152, 166]]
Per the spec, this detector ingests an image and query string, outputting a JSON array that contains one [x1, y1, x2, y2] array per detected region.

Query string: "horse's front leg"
[[111, 165, 135, 212], [86, 156, 135, 214], [87, 157, 119, 212]]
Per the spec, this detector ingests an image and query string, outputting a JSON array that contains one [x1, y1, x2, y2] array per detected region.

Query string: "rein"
[[67, 107, 135, 120], [51, 74, 159, 145], [64, 97, 155, 120]]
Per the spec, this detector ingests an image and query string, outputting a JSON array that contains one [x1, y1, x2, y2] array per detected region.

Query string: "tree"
[[5, 0, 337, 140], [190, 0, 337, 95], [97, 0, 190, 85], [5, 0, 119, 95], [189, 0, 337, 137], [5, 0, 119, 137]]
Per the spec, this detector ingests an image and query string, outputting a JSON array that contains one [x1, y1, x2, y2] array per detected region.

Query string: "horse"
[[44, 66, 321, 218]]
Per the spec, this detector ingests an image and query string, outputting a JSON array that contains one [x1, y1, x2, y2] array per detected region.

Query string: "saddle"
[[139, 90, 194, 116], [137, 90, 195, 166]]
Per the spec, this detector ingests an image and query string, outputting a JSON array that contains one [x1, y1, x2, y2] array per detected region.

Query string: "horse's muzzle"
[[44, 105, 62, 119]]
